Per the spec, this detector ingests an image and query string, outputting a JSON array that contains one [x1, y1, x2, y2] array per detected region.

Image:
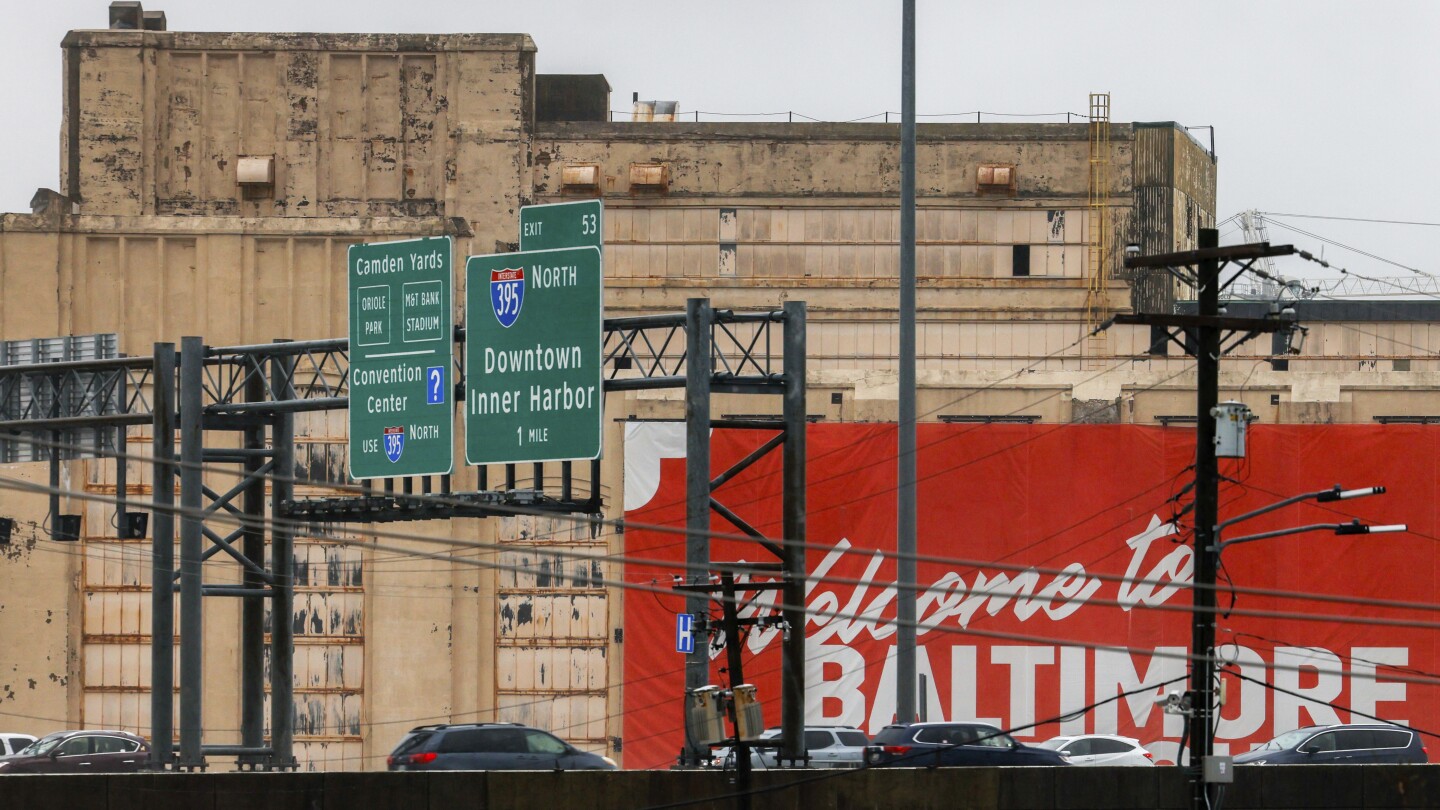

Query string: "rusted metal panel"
[[498, 593, 606, 641], [278, 692, 362, 737], [289, 592, 365, 637], [496, 692, 608, 742], [291, 741, 365, 772], [82, 692, 153, 734], [293, 644, 364, 691], [79, 532, 165, 736], [493, 516, 611, 748], [83, 539, 150, 588], [495, 548, 605, 589], [79, 438, 367, 771], [291, 540, 364, 590], [293, 440, 350, 488]]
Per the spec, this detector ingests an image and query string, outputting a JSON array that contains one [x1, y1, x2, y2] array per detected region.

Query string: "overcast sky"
[[3, 0, 1437, 287]]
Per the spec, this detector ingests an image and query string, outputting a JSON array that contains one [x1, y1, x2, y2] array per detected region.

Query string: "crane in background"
[[1223, 209, 1440, 300]]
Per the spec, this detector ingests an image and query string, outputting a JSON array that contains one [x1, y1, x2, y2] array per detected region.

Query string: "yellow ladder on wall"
[[1084, 92, 1111, 369]]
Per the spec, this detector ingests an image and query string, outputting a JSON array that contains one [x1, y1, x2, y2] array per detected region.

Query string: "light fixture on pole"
[[1216, 518, 1407, 551], [1197, 482, 1405, 792]]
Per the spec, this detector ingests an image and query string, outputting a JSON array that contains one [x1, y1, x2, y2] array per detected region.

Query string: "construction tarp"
[[622, 423, 1439, 769]]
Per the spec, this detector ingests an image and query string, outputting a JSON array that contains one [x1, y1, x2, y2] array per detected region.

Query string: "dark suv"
[[386, 723, 617, 771], [865, 722, 1068, 767], [0, 730, 150, 774], [1234, 723, 1428, 765]]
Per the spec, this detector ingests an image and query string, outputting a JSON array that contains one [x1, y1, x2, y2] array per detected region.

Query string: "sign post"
[[464, 246, 603, 464], [347, 236, 454, 479]]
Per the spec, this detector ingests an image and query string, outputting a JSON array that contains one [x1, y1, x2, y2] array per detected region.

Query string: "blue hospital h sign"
[[676, 613, 695, 654]]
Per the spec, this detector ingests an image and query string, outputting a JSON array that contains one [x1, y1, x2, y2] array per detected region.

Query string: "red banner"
[[622, 424, 1440, 769]]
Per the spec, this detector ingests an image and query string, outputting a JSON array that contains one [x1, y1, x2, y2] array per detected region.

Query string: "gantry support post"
[[682, 297, 713, 766], [149, 342, 177, 768]]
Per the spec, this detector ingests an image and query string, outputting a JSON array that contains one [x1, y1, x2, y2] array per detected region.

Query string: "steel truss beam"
[[678, 299, 807, 780], [0, 299, 806, 774]]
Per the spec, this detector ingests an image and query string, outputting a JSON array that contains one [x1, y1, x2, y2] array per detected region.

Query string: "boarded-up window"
[[1150, 324, 1169, 356]]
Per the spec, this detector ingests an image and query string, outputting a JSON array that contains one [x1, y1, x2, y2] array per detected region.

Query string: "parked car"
[[1036, 734, 1155, 766], [0, 733, 37, 757], [865, 722, 1068, 767], [386, 723, 617, 771], [711, 726, 869, 769], [0, 730, 150, 773], [1234, 723, 1427, 765]]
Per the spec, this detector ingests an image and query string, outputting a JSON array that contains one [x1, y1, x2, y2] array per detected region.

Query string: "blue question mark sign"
[[426, 366, 445, 405]]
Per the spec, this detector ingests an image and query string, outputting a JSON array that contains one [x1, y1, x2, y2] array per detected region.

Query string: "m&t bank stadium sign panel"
[[346, 236, 455, 479], [464, 246, 602, 464]]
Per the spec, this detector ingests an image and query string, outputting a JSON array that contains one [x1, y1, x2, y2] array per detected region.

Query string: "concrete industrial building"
[[0, 4, 1434, 770]]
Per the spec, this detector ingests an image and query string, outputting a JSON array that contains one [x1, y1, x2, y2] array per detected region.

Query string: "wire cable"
[[1261, 212, 1440, 228]]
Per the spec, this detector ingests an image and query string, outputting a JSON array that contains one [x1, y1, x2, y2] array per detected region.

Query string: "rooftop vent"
[[108, 2, 166, 31], [977, 163, 1017, 194], [628, 163, 670, 192], [561, 163, 602, 192], [632, 100, 679, 122], [237, 155, 275, 198], [109, 1, 142, 29]]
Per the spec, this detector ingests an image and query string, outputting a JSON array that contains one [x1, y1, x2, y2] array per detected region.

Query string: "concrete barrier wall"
[[0, 766, 1436, 810]]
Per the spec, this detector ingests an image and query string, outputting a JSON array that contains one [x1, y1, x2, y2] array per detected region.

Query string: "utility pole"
[[720, 572, 753, 810], [683, 298, 713, 766], [1190, 228, 1221, 805], [675, 568, 788, 810], [1116, 230, 1298, 810], [895, 0, 919, 727]]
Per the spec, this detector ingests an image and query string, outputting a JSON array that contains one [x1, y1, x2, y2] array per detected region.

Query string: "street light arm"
[[1217, 490, 1333, 532], [1215, 523, 1354, 550], [1216, 520, 1406, 550], [1216, 484, 1386, 531]]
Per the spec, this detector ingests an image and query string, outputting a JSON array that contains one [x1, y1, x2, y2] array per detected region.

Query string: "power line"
[[10, 403, 1440, 622], [13, 462, 1440, 624], [1224, 631, 1440, 684], [4, 331, 1153, 580], [1266, 217, 1435, 279], [7, 470, 1440, 677], [1262, 212, 1440, 228], [9, 467, 1440, 774], [1226, 669, 1440, 741]]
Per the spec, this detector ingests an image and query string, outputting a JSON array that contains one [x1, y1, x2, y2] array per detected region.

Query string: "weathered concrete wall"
[[1127, 123, 1217, 313], [0, 224, 65, 341], [60, 31, 534, 256], [533, 122, 1133, 198], [0, 464, 78, 737], [0, 214, 460, 349], [3, 10, 1366, 780]]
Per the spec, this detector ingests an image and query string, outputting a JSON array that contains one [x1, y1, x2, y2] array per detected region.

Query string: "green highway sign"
[[347, 236, 454, 479], [465, 246, 603, 464], [520, 199, 602, 252]]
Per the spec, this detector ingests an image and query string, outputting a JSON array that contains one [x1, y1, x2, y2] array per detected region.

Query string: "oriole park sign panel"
[[347, 236, 454, 479], [464, 246, 602, 464]]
